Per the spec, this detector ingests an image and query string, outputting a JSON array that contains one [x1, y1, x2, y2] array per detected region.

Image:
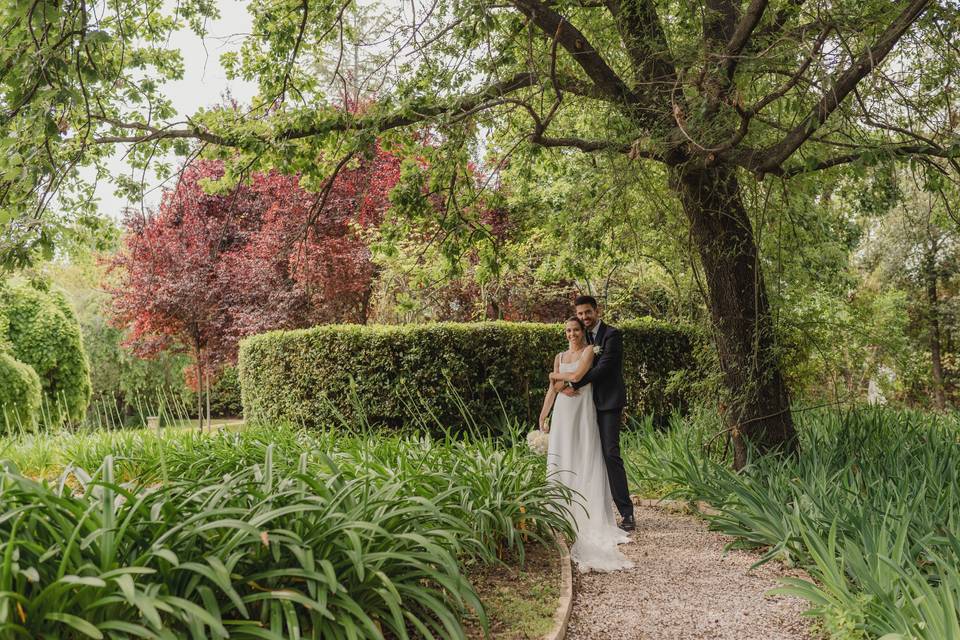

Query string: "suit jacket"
[[572, 321, 627, 412]]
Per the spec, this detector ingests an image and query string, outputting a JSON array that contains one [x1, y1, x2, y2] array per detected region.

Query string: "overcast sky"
[[88, 1, 258, 220]]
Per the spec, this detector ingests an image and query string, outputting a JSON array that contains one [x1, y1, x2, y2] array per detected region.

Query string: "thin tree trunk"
[[673, 165, 797, 469], [205, 367, 212, 430], [924, 254, 946, 410], [841, 343, 855, 398], [488, 298, 501, 320], [195, 348, 203, 431]]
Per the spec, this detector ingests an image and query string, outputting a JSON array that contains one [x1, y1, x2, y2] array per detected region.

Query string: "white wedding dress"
[[547, 354, 634, 573]]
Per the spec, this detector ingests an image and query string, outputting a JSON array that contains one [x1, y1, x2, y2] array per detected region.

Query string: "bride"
[[538, 316, 633, 573]]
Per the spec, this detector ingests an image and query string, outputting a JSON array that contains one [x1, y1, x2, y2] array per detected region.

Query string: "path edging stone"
[[541, 534, 574, 640]]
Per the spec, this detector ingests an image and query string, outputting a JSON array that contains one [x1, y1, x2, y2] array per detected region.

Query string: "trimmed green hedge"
[[239, 320, 696, 430]]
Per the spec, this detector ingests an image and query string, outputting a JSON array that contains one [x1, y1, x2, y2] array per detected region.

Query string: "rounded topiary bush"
[[0, 282, 91, 426], [0, 351, 42, 432]]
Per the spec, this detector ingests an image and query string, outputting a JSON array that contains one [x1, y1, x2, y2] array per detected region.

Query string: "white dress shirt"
[[589, 320, 603, 344]]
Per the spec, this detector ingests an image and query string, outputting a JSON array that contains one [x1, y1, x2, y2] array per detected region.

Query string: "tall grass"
[[2, 387, 193, 436], [626, 407, 960, 640], [0, 423, 574, 639]]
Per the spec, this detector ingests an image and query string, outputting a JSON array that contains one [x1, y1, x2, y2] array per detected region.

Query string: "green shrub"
[[0, 282, 91, 425], [0, 352, 42, 432], [181, 365, 243, 418], [0, 310, 11, 352], [239, 319, 696, 430], [81, 310, 193, 423]]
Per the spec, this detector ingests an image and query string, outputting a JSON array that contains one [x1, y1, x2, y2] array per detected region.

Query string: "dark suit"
[[572, 321, 633, 519]]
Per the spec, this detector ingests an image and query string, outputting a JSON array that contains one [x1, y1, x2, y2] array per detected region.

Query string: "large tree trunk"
[[672, 165, 797, 469]]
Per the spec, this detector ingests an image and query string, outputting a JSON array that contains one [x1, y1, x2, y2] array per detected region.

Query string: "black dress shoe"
[[618, 514, 636, 531]]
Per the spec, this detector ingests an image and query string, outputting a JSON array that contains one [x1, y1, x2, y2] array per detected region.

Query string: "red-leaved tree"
[[107, 150, 400, 424], [222, 146, 400, 337]]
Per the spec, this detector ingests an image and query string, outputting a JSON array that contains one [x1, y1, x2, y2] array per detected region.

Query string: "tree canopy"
[[2, 0, 959, 462]]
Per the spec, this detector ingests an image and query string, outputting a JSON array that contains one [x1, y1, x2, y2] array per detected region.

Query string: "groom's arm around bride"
[[569, 326, 626, 409]]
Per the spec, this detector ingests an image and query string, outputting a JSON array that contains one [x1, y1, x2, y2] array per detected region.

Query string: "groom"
[[555, 295, 635, 531]]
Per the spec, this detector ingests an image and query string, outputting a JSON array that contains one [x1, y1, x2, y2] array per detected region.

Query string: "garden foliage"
[[239, 320, 696, 430], [0, 351, 42, 431], [181, 366, 244, 418], [0, 281, 91, 428], [626, 408, 960, 640], [0, 424, 572, 638]]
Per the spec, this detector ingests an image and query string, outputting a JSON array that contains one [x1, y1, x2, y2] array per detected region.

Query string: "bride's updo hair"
[[566, 316, 586, 333]]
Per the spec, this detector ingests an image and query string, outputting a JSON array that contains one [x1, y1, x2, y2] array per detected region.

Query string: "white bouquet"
[[526, 429, 549, 455]]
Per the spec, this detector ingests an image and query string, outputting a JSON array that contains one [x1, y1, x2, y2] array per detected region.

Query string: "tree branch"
[[604, 0, 677, 125], [780, 143, 960, 177], [703, 0, 739, 45], [722, 141, 960, 177], [749, 0, 806, 44], [527, 130, 663, 162], [722, 0, 769, 79], [746, 25, 831, 117], [91, 67, 620, 149], [92, 117, 228, 145], [279, 0, 312, 103], [509, 0, 634, 102], [91, 73, 543, 146], [700, 21, 831, 151], [529, 133, 627, 152], [552, 75, 613, 101], [758, 0, 932, 173]]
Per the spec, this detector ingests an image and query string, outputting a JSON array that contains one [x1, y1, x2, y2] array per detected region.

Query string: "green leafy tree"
[[744, 167, 900, 405], [2, 0, 959, 464], [49, 256, 193, 422], [857, 169, 960, 409], [492, 150, 700, 321], [17, 217, 199, 426]]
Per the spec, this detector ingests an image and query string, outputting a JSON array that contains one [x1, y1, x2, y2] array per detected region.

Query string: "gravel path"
[[566, 503, 814, 640]]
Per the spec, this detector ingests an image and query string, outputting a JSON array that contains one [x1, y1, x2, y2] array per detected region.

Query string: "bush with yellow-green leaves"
[[0, 281, 91, 430]]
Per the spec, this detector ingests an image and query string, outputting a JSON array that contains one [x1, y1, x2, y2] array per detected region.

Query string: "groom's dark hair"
[[574, 294, 598, 309]]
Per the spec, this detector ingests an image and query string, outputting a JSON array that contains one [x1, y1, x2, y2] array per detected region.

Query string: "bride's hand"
[[548, 372, 561, 381], [539, 419, 549, 433]]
